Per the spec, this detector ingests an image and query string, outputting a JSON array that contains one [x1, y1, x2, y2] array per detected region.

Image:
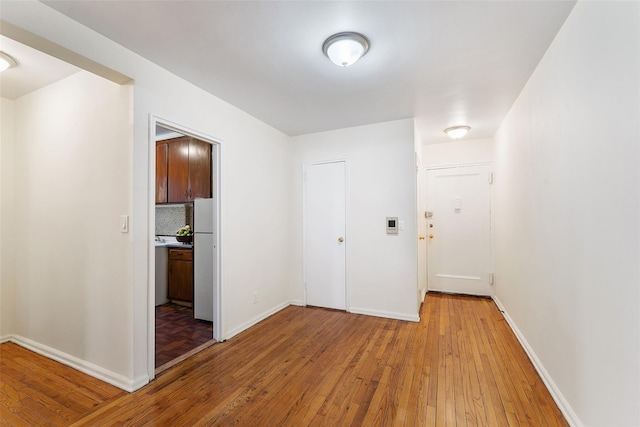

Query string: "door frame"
[[302, 159, 349, 311], [422, 162, 494, 295], [147, 116, 223, 381]]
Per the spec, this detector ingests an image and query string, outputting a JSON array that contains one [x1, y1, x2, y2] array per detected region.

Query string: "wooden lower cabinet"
[[168, 248, 193, 303]]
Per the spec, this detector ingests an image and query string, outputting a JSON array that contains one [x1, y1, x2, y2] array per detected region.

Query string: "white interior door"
[[426, 165, 492, 296], [304, 161, 346, 310]]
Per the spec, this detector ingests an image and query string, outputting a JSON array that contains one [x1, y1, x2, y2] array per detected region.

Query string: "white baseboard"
[[225, 301, 290, 340], [0, 335, 11, 344], [349, 307, 420, 323], [492, 296, 581, 427], [289, 299, 305, 307], [8, 335, 144, 392]]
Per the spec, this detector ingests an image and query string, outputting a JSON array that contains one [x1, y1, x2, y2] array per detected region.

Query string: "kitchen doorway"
[[149, 118, 222, 378]]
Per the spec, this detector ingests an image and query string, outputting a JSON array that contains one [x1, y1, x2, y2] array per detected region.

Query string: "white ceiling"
[[40, 1, 575, 143], [0, 35, 80, 100]]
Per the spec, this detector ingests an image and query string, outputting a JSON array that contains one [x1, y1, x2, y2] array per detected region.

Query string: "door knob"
[[338, 237, 344, 243], [429, 234, 434, 239], [419, 236, 425, 240]]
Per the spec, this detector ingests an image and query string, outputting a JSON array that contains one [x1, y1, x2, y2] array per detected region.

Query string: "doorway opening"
[[149, 118, 222, 378]]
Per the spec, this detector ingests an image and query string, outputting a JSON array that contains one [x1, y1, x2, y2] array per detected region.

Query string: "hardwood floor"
[[155, 303, 214, 369], [1, 294, 567, 426], [0, 342, 125, 425]]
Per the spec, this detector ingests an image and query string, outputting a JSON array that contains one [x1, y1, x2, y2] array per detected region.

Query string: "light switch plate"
[[120, 215, 129, 233]]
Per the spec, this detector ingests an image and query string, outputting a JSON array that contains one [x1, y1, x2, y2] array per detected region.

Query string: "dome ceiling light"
[[0, 51, 18, 72], [322, 32, 370, 67], [444, 126, 471, 139]]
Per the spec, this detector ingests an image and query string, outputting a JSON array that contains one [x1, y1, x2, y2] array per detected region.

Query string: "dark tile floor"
[[155, 303, 214, 368]]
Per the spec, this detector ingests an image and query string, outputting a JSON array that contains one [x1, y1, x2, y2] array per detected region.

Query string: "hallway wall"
[[7, 71, 133, 380], [291, 119, 419, 321], [492, 2, 640, 425]]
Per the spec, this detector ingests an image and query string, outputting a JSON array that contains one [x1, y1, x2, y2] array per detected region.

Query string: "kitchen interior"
[[154, 125, 216, 372]]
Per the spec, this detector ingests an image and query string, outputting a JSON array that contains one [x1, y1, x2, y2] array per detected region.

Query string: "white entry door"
[[304, 161, 346, 310], [426, 165, 492, 296]]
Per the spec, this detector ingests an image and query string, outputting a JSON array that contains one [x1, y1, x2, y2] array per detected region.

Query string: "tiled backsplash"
[[155, 204, 193, 236]]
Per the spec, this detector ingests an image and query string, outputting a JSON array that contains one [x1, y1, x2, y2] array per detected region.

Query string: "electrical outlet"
[[252, 291, 258, 304]]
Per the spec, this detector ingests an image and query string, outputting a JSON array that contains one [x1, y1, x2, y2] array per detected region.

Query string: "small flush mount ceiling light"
[[322, 32, 370, 67], [444, 125, 471, 139], [0, 51, 18, 72]]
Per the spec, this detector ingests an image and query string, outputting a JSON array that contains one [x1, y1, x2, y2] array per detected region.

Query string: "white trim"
[[148, 115, 224, 381], [155, 131, 183, 141], [416, 164, 428, 310], [8, 335, 144, 392], [435, 273, 482, 281], [225, 302, 290, 340], [492, 296, 581, 427], [349, 307, 420, 323], [289, 299, 305, 307], [422, 161, 492, 172], [0, 335, 11, 344]]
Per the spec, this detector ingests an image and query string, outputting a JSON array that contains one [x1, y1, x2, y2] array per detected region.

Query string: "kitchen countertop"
[[166, 243, 193, 249], [155, 236, 192, 249]]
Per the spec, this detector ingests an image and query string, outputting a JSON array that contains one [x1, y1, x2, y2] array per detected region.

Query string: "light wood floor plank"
[[0, 294, 568, 426]]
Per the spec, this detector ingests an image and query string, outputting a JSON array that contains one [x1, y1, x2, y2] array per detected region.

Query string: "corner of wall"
[[9, 335, 144, 392], [492, 297, 581, 426], [0, 97, 16, 337]]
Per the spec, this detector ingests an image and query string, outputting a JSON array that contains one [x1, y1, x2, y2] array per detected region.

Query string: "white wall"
[[0, 97, 16, 337], [492, 2, 639, 425], [422, 137, 494, 168], [2, 1, 293, 390], [10, 71, 133, 379], [291, 119, 419, 321]]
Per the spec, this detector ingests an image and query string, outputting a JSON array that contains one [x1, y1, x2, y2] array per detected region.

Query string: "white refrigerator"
[[193, 198, 215, 322]]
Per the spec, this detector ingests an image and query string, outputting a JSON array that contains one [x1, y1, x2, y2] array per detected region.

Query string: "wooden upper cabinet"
[[188, 139, 212, 200], [155, 142, 169, 204], [167, 138, 191, 203], [156, 136, 212, 204]]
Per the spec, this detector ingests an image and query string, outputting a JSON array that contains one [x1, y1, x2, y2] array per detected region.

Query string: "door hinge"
[[489, 272, 495, 285], [488, 171, 494, 184]]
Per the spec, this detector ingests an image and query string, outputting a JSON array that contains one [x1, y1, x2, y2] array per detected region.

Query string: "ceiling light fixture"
[[322, 32, 369, 67], [0, 51, 18, 72], [444, 125, 471, 139]]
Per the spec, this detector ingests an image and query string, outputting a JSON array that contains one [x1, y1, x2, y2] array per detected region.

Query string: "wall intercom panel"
[[386, 217, 398, 234]]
